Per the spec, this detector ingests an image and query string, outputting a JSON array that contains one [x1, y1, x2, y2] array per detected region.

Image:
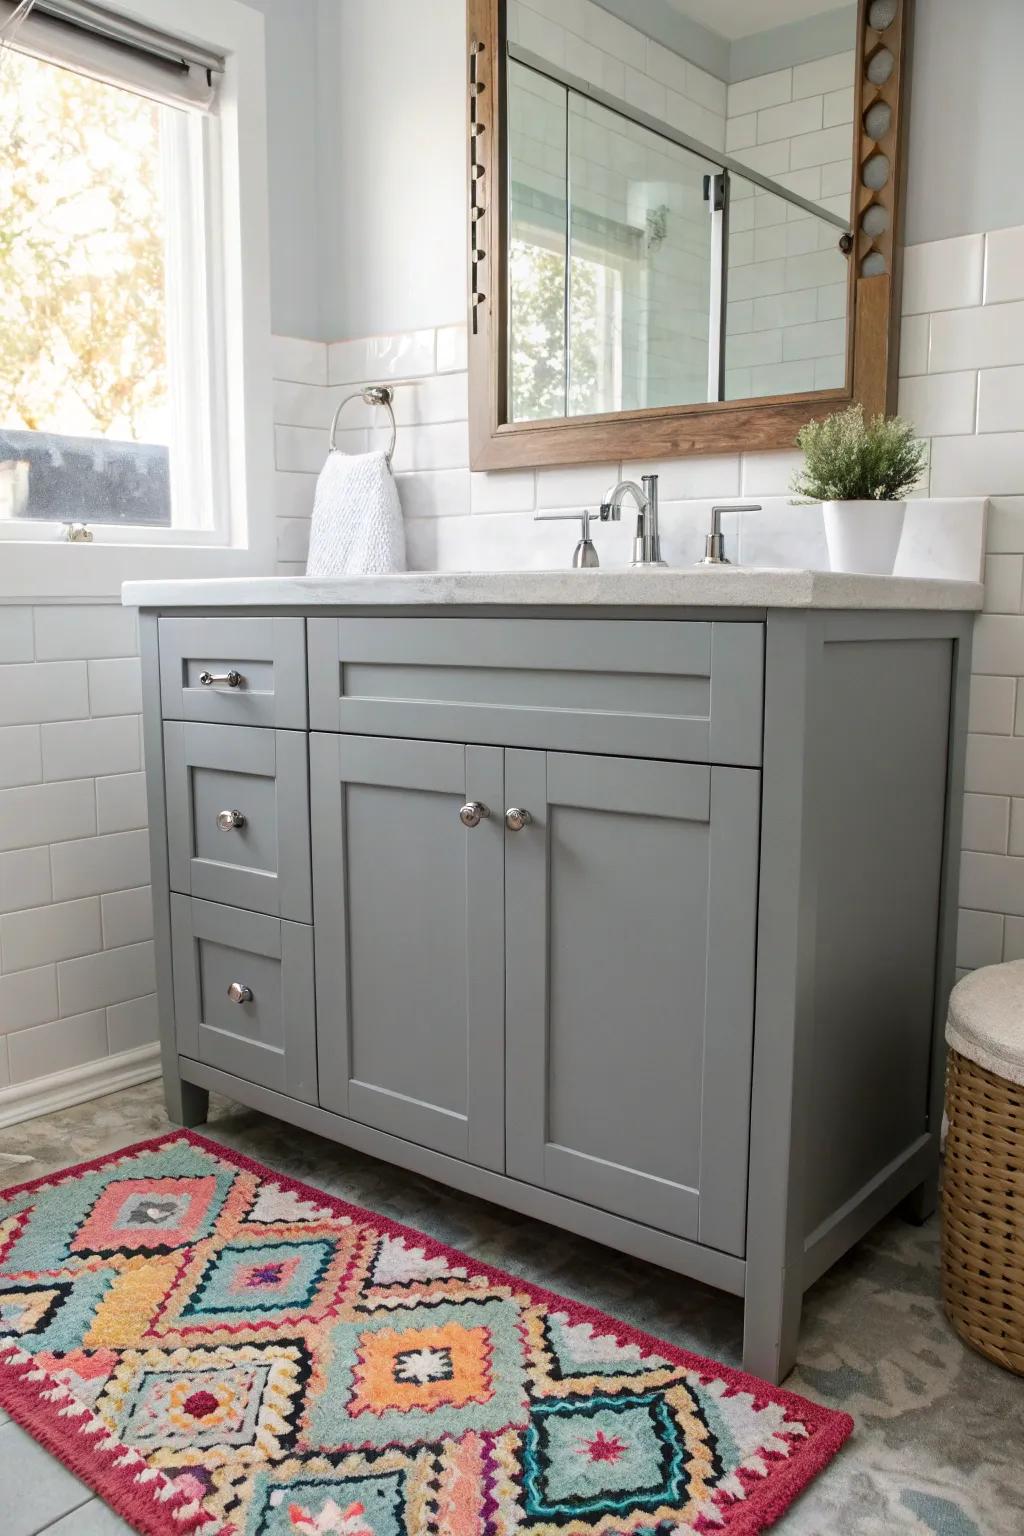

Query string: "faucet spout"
[[599, 474, 665, 566]]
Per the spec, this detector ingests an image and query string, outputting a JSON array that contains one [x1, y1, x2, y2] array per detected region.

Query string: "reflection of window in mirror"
[[505, 0, 857, 423]]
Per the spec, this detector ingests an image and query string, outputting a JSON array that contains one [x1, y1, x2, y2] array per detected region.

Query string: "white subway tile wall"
[[894, 224, 1024, 970], [0, 604, 156, 1093]]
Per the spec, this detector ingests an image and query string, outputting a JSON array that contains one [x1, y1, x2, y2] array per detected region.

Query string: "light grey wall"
[[237, 0, 322, 338], [315, 0, 467, 341], [905, 0, 1024, 246]]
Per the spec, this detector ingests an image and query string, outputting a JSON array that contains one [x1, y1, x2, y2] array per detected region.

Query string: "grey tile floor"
[[1, 1080, 1022, 1535]]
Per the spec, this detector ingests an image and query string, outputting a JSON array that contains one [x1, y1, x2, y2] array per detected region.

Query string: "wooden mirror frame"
[[467, 0, 913, 471]]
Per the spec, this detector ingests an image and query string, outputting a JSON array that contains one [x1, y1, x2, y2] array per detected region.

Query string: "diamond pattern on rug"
[[0, 1132, 852, 1536], [350, 1316, 490, 1413], [71, 1175, 222, 1257], [101, 1339, 308, 1457], [183, 1239, 336, 1320], [520, 1389, 696, 1521]]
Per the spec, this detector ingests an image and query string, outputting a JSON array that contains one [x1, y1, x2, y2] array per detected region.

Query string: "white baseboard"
[[0, 1043, 161, 1130]]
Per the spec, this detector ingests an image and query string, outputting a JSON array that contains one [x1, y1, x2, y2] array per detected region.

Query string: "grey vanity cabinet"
[[310, 732, 506, 1170], [504, 751, 760, 1256], [139, 599, 974, 1387]]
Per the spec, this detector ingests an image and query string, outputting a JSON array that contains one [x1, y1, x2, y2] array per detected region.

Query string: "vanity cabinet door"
[[504, 750, 760, 1257], [310, 733, 505, 1170]]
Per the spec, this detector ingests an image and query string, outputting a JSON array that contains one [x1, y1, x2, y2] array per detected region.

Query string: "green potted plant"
[[791, 404, 927, 575]]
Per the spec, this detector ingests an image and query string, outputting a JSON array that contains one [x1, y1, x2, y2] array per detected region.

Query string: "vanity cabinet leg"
[[741, 1263, 802, 1386], [900, 1169, 939, 1226], [165, 1073, 209, 1128]]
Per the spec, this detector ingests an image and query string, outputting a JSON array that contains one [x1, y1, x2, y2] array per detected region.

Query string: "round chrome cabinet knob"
[[217, 809, 246, 831], [459, 801, 490, 828], [505, 807, 532, 831], [227, 982, 253, 1004]]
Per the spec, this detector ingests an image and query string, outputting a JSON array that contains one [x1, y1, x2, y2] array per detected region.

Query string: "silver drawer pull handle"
[[505, 807, 532, 831], [216, 809, 246, 831], [459, 801, 490, 828], [199, 670, 243, 689], [227, 981, 253, 1004]]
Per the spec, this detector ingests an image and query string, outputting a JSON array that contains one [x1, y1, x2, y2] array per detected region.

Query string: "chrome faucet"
[[696, 503, 761, 565], [600, 474, 665, 566]]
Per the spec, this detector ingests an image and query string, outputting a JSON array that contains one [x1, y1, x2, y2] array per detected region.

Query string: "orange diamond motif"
[[349, 1319, 492, 1416]]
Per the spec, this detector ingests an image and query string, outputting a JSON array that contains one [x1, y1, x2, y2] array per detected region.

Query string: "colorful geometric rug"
[[0, 1132, 851, 1535]]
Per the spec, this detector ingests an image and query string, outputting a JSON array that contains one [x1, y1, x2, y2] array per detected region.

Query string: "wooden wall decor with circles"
[[856, 0, 910, 283]]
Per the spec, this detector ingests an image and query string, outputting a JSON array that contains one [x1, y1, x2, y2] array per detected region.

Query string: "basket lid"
[[947, 960, 1024, 1087]]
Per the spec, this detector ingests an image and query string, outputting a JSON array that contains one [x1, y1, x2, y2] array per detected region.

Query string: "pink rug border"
[[0, 1129, 853, 1536]]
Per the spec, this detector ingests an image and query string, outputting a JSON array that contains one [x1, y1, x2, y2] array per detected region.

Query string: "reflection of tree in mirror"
[[568, 255, 622, 419], [509, 239, 599, 421], [0, 49, 167, 440], [645, 205, 669, 254]]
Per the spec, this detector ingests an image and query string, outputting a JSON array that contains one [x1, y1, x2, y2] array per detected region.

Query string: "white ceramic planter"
[[822, 499, 906, 575]]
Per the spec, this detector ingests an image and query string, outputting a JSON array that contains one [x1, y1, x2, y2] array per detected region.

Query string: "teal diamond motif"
[[521, 1389, 689, 1523], [182, 1239, 334, 1320]]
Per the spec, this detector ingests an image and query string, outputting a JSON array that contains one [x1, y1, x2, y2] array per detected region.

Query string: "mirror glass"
[[505, 0, 857, 423]]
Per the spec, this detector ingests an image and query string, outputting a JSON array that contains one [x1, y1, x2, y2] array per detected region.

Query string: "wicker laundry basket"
[[942, 961, 1024, 1375]]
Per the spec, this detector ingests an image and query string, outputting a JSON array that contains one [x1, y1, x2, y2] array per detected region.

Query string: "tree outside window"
[[0, 48, 172, 524]]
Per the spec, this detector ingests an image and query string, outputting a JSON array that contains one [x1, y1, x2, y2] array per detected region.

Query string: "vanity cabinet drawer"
[[159, 617, 307, 728], [171, 894, 316, 1102], [164, 721, 311, 921], [308, 617, 764, 767]]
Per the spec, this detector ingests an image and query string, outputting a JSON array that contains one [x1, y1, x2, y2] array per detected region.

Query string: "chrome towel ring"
[[329, 384, 397, 467]]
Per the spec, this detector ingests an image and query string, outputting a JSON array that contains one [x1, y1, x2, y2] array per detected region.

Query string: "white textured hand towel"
[[305, 449, 406, 576]]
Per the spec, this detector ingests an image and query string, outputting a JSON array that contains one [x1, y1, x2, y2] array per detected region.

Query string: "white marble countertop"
[[123, 567, 984, 611]]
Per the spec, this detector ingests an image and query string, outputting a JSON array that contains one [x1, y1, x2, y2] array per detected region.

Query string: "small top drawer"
[[308, 617, 764, 767], [159, 617, 306, 728]]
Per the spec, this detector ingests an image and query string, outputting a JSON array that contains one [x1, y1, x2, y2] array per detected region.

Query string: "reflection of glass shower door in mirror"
[[568, 99, 716, 418], [508, 62, 716, 424], [725, 176, 850, 401]]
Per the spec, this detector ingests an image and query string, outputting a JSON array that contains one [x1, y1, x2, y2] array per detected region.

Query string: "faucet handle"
[[534, 509, 600, 568], [697, 503, 761, 566]]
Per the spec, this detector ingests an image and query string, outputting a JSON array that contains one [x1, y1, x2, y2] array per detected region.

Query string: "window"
[[0, 1, 236, 549]]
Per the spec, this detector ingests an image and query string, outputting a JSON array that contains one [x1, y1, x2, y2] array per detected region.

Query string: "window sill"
[[0, 539, 271, 602]]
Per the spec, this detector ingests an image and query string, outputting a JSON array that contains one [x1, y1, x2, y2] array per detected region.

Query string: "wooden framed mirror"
[[467, 0, 912, 470]]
